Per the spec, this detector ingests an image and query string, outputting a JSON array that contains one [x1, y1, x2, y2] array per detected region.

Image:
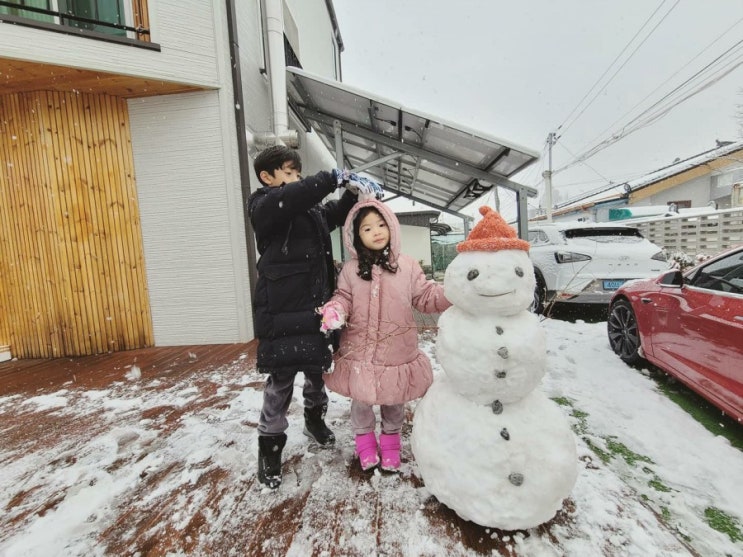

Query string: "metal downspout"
[[265, 0, 288, 136], [225, 0, 258, 329]]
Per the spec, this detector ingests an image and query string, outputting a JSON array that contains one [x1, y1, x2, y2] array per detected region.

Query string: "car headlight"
[[554, 251, 592, 263], [651, 251, 667, 262]]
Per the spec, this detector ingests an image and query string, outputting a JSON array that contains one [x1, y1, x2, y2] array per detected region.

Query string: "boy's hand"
[[349, 174, 384, 201], [332, 168, 350, 187], [332, 168, 384, 200], [316, 301, 346, 333]]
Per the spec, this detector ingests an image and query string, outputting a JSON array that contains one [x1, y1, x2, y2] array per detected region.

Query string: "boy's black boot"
[[257, 433, 287, 489], [303, 404, 336, 446]]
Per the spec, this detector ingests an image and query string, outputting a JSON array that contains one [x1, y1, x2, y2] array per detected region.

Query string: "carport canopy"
[[286, 67, 540, 238]]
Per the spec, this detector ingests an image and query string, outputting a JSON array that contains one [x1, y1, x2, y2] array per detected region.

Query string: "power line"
[[556, 0, 677, 138], [577, 14, 743, 154], [625, 45, 743, 130], [555, 141, 612, 183], [557, 45, 743, 172]]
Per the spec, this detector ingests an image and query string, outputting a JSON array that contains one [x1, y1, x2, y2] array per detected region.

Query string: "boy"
[[248, 145, 381, 489]]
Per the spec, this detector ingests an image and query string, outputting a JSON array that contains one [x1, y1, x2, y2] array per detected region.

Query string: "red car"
[[607, 245, 743, 423]]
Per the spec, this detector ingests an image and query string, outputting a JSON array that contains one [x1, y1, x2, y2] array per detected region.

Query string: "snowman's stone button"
[[500, 428, 510, 441], [497, 347, 509, 359], [490, 400, 503, 414], [496, 371, 507, 379], [496, 326, 504, 335], [509, 473, 524, 486]]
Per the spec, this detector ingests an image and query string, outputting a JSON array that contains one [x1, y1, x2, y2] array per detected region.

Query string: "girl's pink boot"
[[379, 433, 401, 472], [355, 432, 379, 471]]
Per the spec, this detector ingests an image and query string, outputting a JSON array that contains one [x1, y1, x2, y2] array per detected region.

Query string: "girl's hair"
[[352, 207, 398, 281]]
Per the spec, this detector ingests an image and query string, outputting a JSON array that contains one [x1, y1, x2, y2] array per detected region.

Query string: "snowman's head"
[[444, 206, 534, 315], [444, 250, 535, 315]]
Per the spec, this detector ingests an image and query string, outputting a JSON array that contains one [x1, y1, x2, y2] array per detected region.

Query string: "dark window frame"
[[0, 0, 158, 50]]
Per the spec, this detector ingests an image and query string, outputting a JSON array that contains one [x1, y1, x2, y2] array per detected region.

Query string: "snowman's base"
[[418, 489, 578, 548], [411, 380, 578, 530]]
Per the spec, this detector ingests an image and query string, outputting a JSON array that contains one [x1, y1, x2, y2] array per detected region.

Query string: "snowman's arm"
[[410, 259, 452, 314]]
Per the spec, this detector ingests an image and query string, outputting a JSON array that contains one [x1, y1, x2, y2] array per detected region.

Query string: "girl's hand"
[[316, 302, 346, 332]]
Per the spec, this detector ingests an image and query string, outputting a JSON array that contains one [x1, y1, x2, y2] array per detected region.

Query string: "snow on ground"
[[1, 318, 742, 556]]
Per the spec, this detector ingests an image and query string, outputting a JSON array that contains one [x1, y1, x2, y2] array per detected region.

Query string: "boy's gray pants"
[[258, 372, 329, 436]]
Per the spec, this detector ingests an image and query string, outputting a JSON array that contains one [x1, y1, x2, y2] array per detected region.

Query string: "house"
[[0, 0, 346, 359], [395, 210, 443, 269], [1, 0, 538, 360], [536, 140, 743, 224]]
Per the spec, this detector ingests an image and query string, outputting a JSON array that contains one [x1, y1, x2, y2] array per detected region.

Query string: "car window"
[[562, 228, 644, 244], [528, 230, 550, 245], [687, 251, 743, 294]]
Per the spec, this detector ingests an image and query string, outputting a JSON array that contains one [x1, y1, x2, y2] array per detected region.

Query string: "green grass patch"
[[648, 477, 672, 493], [647, 371, 743, 452], [570, 410, 590, 435], [704, 507, 743, 542], [660, 506, 671, 522], [583, 436, 612, 464], [549, 396, 591, 435], [605, 437, 654, 466]]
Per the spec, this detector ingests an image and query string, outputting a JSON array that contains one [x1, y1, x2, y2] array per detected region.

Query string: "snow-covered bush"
[[665, 250, 712, 271]]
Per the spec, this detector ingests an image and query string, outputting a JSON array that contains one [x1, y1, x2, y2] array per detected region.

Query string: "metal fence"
[[634, 208, 743, 257]]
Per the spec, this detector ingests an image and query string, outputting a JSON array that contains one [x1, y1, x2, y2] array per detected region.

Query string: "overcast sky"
[[332, 0, 743, 220]]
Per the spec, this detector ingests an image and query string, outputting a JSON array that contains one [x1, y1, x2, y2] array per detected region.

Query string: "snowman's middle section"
[[436, 309, 546, 405]]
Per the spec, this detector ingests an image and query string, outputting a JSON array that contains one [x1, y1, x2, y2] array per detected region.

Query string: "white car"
[[527, 222, 670, 314]]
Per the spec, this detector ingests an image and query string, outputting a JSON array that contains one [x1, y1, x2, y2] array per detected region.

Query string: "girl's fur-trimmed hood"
[[342, 198, 401, 263]]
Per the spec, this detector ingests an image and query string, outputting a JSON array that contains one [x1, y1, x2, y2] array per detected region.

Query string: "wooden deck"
[[1, 337, 554, 556], [0, 342, 257, 397], [0, 333, 691, 556]]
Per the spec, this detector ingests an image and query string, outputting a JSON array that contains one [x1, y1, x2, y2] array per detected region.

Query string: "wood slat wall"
[[0, 90, 153, 358]]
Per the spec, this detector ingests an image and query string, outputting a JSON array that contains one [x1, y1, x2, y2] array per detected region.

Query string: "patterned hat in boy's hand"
[[333, 168, 384, 200]]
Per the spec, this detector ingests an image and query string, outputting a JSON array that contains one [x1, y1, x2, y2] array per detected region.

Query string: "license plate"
[[603, 279, 625, 291]]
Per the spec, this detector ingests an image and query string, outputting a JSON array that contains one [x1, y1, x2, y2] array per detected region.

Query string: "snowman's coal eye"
[[515, 266, 524, 277], [467, 269, 479, 281]]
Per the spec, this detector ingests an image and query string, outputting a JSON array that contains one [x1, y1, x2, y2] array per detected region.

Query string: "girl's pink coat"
[[324, 199, 451, 405]]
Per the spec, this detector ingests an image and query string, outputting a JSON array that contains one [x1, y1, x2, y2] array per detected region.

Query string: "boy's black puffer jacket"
[[248, 171, 356, 375]]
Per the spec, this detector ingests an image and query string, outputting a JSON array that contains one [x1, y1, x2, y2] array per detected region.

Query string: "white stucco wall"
[[235, 0, 273, 135], [638, 175, 711, 208], [128, 89, 251, 346], [285, 0, 340, 79], [400, 225, 433, 266]]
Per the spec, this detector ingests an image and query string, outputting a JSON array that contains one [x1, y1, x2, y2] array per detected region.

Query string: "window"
[[689, 251, 743, 294], [59, 0, 126, 37], [0, 0, 54, 23], [527, 230, 550, 245], [667, 200, 691, 211], [0, 0, 147, 41], [284, 34, 301, 68], [256, 0, 267, 74]]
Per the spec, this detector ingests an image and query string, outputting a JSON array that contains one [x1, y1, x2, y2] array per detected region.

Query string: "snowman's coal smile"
[[478, 290, 515, 297]]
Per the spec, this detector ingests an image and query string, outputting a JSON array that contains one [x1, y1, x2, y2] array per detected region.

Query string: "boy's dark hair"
[[352, 207, 398, 281], [253, 146, 302, 186]]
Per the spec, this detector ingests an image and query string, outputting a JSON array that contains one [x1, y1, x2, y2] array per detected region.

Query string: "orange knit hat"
[[457, 206, 530, 253]]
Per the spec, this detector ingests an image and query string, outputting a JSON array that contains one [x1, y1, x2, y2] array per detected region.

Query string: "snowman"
[[411, 206, 577, 531]]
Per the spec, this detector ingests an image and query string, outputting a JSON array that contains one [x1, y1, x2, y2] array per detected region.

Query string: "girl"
[[318, 198, 451, 472]]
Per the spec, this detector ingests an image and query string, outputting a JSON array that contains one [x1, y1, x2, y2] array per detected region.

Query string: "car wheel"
[[530, 270, 547, 315], [607, 299, 643, 365]]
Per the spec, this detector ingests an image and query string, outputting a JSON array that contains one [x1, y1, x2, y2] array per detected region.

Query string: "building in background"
[[537, 140, 743, 224], [0, 0, 344, 358]]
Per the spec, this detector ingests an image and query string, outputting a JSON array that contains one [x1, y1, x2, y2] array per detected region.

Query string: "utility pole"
[[542, 132, 557, 222]]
